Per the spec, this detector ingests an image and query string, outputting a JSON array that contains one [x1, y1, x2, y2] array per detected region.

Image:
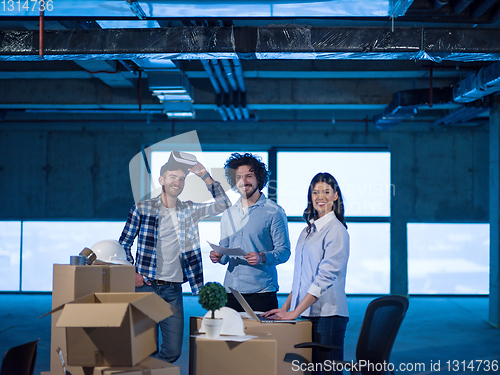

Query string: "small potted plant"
[[198, 282, 228, 338]]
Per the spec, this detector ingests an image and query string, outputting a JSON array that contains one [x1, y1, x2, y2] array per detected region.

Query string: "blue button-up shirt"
[[290, 211, 349, 317], [219, 193, 291, 293]]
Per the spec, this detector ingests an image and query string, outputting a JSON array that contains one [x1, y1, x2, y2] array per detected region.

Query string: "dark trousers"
[[306, 315, 349, 375], [225, 291, 278, 313]]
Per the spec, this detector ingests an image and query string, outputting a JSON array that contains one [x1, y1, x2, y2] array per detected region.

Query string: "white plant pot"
[[203, 317, 224, 339]]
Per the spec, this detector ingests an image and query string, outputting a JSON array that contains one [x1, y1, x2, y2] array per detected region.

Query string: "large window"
[[276, 150, 391, 294], [12, 221, 135, 292], [407, 223, 489, 294], [276, 151, 391, 217], [0, 221, 21, 291]]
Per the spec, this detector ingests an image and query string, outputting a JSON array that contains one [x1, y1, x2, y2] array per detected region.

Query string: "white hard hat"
[[199, 307, 245, 336], [90, 240, 130, 265]]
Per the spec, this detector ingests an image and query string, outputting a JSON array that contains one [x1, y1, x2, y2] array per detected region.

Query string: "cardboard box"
[[190, 336, 277, 375], [52, 264, 136, 308], [50, 264, 136, 375], [83, 356, 180, 375], [40, 357, 180, 375], [189, 317, 312, 375], [48, 292, 175, 367]]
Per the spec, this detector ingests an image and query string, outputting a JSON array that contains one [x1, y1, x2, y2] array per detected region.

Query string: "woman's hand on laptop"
[[263, 307, 299, 320]]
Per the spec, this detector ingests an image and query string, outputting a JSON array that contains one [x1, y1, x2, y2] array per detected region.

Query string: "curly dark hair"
[[304, 172, 347, 233], [224, 153, 269, 191]]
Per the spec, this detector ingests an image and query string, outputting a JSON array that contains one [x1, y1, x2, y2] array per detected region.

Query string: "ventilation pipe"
[[232, 59, 250, 119], [200, 59, 229, 121], [434, 0, 449, 9], [453, 0, 474, 14], [374, 88, 453, 129], [471, 0, 498, 19], [201, 58, 249, 121], [221, 60, 243, 120], [453, 61, 500, 103]]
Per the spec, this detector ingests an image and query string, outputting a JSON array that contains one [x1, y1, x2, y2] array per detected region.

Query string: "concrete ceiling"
[[1, 0, 500, 128]]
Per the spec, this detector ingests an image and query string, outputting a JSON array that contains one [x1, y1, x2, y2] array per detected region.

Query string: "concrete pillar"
[[490, 95, 500, 328], [390, 219, 408, 295], [390, 136, 413, 296]]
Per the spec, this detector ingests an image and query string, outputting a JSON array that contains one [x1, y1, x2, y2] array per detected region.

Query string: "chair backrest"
[[356, 295, 409, 375], [0, 339, 39, 375]]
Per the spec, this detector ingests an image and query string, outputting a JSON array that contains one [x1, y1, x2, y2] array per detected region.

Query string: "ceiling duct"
[[147, 70, 195, 119], [2, 27, 500, 62], [453, 61, 500, 103], [374, 87, 453, 129], [434, 98, 491, 126]]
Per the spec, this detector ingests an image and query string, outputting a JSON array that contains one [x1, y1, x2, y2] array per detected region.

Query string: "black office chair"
[[0, 339, 39, 375], [295, 295, 409, 375]]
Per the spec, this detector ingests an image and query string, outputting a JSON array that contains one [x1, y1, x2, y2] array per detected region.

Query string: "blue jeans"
[[136, 282, 184, 363], [306, 315, 349, 375]]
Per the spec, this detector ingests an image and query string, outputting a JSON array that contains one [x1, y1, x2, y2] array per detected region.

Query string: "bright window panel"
[[0, 221, 21, 291], [285, 222, 390, 294], [277, 151, 391, 217], [21, 221, 136, 292], [151, 151, 268, 205], [408, 223, 489, 294]]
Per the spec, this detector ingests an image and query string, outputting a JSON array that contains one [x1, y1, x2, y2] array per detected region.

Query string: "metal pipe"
[[434, 0, 449, 9], [232, 105, 243, 120], [472, 0, 498, 19], [200, 60, 221, 94], [211, 59, 230, 93], [492, 6, 500, 24], [221, 60, 238, 92], [453, 0, 474, 14], [429, 63, 433, 108], [241, 107, 250, 119], [138, 70, 142, 112], [240, 90, 249, 119], [224, 105, 235, 120], [118, 59, 137, 74], [39, 9, 44, 58], [217, 107, 228, 121], [232, 59, 246, 92]]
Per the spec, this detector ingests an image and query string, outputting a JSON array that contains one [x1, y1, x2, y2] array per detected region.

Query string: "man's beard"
[[240, 184, 259, 199]]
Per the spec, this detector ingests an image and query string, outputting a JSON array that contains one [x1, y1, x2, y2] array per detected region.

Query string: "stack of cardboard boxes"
[[189, 316, 313, 375], [42, 264, 180, 375]]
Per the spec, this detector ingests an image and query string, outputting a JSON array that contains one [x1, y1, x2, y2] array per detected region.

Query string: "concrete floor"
[[0, 294, 499, 375]]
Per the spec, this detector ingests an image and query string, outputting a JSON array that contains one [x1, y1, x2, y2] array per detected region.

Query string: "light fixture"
[[162, 101, 195, 119]]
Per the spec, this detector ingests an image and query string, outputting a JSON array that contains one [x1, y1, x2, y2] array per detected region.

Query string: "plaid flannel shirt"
[[119, 181, 231, 295]]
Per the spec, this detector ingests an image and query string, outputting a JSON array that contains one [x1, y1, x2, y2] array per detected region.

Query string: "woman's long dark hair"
[[303, 172, 347, 234]]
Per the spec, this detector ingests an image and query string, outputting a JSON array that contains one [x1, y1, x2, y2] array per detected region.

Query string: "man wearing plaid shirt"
[[119, 152, 231, 363]]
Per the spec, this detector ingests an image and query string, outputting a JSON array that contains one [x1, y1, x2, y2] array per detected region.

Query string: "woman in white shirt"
[[264, 172, 349, 373]]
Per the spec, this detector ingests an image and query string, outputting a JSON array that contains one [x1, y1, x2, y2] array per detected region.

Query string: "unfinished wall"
[[0, 120, 489, 294], [0, 121, 488, 222]]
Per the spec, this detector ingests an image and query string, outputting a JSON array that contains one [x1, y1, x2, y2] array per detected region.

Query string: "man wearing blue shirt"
[[210, 153, 291, 312]]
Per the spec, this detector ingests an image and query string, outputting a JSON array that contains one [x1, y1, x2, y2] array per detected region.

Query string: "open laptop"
[[228, 287, 297, 324]]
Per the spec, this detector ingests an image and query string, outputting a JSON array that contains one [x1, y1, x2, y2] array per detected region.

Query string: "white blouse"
[[290, 211, 349, 317]]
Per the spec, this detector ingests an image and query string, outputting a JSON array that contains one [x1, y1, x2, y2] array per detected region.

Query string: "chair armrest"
[[294, 341, 341, 351]]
